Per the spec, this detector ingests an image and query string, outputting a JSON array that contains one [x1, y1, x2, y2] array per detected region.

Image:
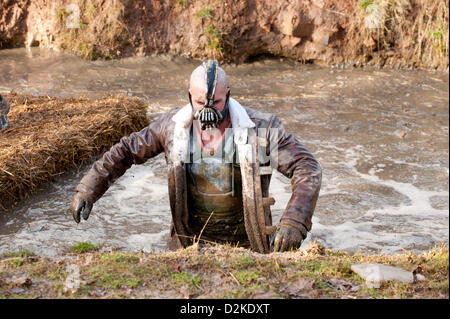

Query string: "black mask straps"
[[191, 60, 230, 130]]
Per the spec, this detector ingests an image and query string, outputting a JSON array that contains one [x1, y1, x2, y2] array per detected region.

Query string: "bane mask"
[[190, 60, 230, 130]]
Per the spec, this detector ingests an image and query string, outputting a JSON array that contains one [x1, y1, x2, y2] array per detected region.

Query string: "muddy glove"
[[70, 192, 93, 223], [271, 223, 307, 252]]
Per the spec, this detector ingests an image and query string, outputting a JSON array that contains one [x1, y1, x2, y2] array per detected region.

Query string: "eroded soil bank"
[[0, 242, 448, 299], [0, 0, 448, 69]]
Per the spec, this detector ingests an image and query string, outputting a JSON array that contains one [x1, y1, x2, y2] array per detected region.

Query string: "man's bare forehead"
[[189, 65, 228, 92]]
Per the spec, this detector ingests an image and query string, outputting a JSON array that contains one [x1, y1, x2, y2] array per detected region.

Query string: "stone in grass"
[[351, 263, 426, 289]]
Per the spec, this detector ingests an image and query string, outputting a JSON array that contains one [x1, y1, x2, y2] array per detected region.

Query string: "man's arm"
[[270, 115, 322, 251], [71, 112, 170, 222]]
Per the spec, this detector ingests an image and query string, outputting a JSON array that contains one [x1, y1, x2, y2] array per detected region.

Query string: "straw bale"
[[0, 92, 149, 210]]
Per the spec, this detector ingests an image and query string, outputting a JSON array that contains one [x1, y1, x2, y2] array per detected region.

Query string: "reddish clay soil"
[[1, 1, 448, 69]]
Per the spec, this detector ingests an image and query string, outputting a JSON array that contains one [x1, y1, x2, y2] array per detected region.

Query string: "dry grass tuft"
[[348, 0, 449, 69], [0, 92, 149, 210], [55, 0, 128, 60]]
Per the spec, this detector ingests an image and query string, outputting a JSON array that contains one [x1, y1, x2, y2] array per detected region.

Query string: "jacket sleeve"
[[270, 115, 322, 233], [75, 112, 170, 202]]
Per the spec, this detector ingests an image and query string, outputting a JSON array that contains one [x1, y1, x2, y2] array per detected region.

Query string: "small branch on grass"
[[218, 268, 241, 286], [196, 211, 214, 245], [228, 271, 241, 286], [176, 234, 218, 246]]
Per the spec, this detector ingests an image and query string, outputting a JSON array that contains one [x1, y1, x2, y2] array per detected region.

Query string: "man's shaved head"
[[189, 64, 228, 94], [189, 63, 230, 113]]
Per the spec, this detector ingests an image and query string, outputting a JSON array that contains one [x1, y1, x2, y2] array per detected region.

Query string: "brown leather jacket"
[[75, 99, 322, 248]]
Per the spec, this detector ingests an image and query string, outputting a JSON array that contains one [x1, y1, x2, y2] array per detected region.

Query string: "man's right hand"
[[70, 192, 93, 223]]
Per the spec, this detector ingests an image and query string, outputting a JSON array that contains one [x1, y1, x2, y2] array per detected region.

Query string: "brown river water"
[[0, 48, 448, 256]]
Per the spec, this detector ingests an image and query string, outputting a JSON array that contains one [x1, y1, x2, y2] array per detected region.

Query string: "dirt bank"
[[0, 242, 448, 299], [0, 0, 448, 70], [0, 92, 149, 210]]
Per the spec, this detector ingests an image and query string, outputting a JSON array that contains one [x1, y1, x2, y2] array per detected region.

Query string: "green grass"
[[0, 250, 35, 259], [196, 7, 214, 19], [69, 242, 100, 254], [233, 270, 260, 286], [430, 29, 443, 39], [57, 8, 68, 21], [6, 258, 25, 267], [206, 25, 223, 51], [99, 253, 140, 264], [99, 272, 140, 289], [172, 271, 203, 289], [358, 0, 374, 11], [177, 0, 188, 10], [0, 243, 447, 299], [240, 1, 249, 16], [0, 250, 36, 268], [231, 255, 256, 268]]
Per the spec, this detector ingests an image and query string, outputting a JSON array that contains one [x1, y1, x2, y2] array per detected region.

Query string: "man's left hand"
[[271, 225, 306, 252]]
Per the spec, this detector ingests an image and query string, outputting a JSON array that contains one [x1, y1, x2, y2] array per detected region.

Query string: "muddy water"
[[0, 48, 448, 256]]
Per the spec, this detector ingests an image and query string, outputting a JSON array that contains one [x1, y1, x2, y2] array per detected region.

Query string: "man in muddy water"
[[0, 93, 10, 131], [70, 60, 322, 253]]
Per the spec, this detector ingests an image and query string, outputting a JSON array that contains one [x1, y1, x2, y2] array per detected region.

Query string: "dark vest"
[[186, 126, 249, 245]]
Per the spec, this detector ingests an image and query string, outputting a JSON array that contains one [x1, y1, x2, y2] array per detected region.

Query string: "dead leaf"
[[171, 262, 180, 273], [12, 276, 32, 287], [26, 256, 39, 263], [412, 266, 427, 283], [364, 36, 376, 50], [63, 286, 78, 294], [180, 287, 191, 299], [253, 288, 282, 299], [328, 278, 360, 292], [306, 241, 326, 255], [88, 289, 105, 297], [280, 278, 314, 298], [121, 284, 132, 294], [412, 265, 423, 275], [83, 254, 94, 265], [11, 287, 26, 294]]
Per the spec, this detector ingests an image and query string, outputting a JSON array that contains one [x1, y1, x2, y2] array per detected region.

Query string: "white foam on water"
[[126, 230, 171, 253], [111, 170, 167, 213], [268, 171, 292, 224], [345, 147, 449, 218], [294, 145, 449, 253], [385, 157, 444, 169], [307, 219, 401, 252]]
